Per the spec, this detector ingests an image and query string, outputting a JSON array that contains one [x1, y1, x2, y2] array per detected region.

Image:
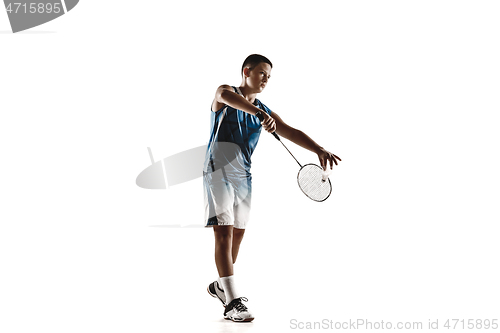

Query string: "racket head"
[[297, 164, 332, 202]]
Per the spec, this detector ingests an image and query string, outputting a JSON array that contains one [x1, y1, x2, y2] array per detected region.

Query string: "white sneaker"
[[224, 297, 254, 322], [207, 281, 226, 307]]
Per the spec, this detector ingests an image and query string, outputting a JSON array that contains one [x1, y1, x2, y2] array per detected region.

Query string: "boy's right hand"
[[259, 112, 276, 133]]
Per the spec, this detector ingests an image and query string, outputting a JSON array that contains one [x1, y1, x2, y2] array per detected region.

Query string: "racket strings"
[[297, 165, 331, 202]]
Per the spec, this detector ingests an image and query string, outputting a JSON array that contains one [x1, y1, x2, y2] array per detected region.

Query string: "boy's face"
[[244, 62, 272, 93]]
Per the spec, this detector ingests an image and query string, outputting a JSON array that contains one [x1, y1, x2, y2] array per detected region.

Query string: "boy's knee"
[[214, 227, 233, 244], [215, 233, 232, 244]]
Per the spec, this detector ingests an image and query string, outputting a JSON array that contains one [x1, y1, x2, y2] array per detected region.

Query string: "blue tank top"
[[203, 86, 272, 177]]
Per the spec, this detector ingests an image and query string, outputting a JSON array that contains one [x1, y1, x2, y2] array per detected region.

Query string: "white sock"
[[217, 277, 223, 290], [220, 275, 239, 304]]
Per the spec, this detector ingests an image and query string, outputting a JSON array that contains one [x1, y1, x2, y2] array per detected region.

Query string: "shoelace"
[[234, 297, 249, 312]]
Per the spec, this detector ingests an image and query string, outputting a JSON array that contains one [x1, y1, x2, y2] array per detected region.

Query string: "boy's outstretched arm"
[[270, 112, 342, 170]]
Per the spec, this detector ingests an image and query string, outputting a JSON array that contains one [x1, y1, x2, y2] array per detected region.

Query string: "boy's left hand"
[[317, 148, 341, 170]]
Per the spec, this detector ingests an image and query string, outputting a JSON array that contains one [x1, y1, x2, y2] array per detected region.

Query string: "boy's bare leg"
[[213, 225, 234, 277], [232, 228, 245, 264], [213, 225, 249, 309], [214, 226, 246, 276]]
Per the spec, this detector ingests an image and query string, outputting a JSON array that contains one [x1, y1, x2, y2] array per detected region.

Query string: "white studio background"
[[1, 1, 499, 333]]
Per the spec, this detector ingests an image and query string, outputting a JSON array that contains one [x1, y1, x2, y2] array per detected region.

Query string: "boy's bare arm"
[[272, 112, 341, 169], [214, 85, 261, 115], [213, 85, 277, 132]]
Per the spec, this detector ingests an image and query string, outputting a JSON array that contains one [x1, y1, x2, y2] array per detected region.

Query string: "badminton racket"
[[256, 111, 332, 202]]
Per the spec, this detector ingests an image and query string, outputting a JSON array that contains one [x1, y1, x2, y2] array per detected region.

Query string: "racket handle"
[[256, 111, 281, 141]]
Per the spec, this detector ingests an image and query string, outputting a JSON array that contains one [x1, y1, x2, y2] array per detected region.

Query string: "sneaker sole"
[[224, 316, 254, 322]]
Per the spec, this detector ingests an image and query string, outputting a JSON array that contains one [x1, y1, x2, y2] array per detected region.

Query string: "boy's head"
[[241, 54, 273, 93], [241, 54, 273, 75]]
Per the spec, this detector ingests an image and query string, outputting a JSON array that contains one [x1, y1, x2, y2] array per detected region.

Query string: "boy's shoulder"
[[212, 85, 236, 112], [217, 84, 236, 92]]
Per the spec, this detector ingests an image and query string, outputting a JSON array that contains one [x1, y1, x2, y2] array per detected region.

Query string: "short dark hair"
[[241, 54, 272, 75]]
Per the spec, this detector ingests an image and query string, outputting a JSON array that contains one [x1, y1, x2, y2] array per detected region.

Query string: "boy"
[[204, 54, 341, 322]]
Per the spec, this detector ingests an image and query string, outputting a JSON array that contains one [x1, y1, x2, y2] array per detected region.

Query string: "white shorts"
[[203, 171, 252, 229]]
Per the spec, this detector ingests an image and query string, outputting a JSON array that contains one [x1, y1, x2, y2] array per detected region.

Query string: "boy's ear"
[[243, 67, 250, 77]]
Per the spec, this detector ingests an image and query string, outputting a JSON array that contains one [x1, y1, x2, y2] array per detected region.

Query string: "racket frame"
[[297, 163, 332, 202]]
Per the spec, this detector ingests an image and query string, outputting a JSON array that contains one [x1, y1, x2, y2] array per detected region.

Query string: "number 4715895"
[[444, 319, 498, 330], [6, 3, 62, 14]]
